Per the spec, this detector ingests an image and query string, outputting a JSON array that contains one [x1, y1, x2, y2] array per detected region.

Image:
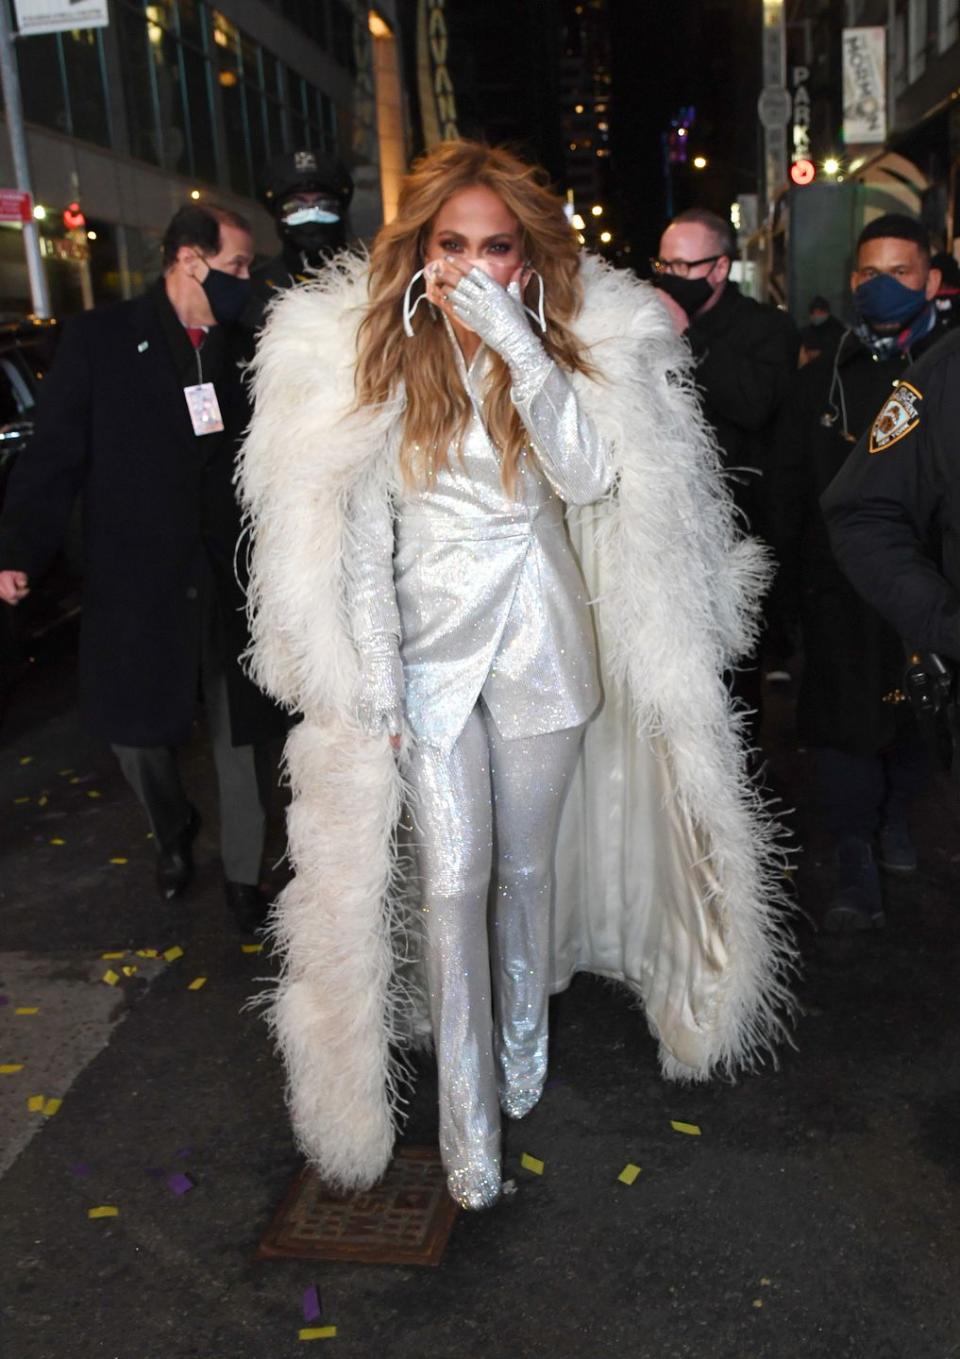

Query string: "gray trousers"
[[408, 701, 584, 1206], [112, 590, 265, 885]]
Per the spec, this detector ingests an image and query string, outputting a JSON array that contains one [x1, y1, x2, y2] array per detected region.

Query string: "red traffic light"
[[63, 201, 86, 229], [789, 159, 816, 187]]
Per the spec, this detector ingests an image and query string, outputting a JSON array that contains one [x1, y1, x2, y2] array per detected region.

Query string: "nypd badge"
[[869, 381, 923, 454]]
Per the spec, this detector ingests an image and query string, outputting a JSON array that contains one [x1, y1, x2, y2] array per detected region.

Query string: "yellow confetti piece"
[[102, 970, 120, 987], [299, 1328, 337, 1341], [13, 796, 30, 804], [752, 1299, 763, 1309], [49, 838, 66, 846], [69, 777, 81, 785], [187, 976, 207, 991], [121, 966, 138, 978], [27, 1095, 44, 1112], [618, 1163, 642, 1185], [19, 755, 33, 765], [670, 1120, 701, 1136], [101, 951, 126, 959], [42, 1097, 62, 1117], [241, 943, 263, 955], [760, 1277, 772, 1286], [87, 789, 101, 799], [136, 948, 158, 958], [88, 1206, 119, 1220], [15, 1007, 39, 1016], [520, 1152, 544, 1175], [58, 768, 74, 776], [0, 1064, 25, 1075], [109, 857, 128, 865], [162, 946, 184, 962], [37, 795, 48, 807]]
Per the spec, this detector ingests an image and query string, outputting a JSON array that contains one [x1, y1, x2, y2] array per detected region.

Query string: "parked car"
[[0, 315, 83, 719]]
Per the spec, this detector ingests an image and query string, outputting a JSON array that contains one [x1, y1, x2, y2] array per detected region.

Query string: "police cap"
[[258, 150, 354, 212]]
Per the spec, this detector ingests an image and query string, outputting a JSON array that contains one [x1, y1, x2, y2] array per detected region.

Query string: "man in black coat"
[[0, 204, 284, 926], [652, 206, 799, 746], [768, 214, 947, 932]]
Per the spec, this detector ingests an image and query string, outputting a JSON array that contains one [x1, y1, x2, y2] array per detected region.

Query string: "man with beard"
[[768, 213, 947, 932], [652, 207, 798, 750]]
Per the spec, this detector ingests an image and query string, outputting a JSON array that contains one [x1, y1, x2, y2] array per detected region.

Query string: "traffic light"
[[63, 201, 86, 229], [789, 159, 816, 187]]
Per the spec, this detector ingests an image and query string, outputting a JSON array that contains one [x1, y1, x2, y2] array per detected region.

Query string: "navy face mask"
[[201, 267, 252, 325], [853, 273, 928, 332]]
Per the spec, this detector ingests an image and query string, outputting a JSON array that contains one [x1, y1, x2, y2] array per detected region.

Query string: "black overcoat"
[[768, 323, 948, 753], [0, 281, 284, 748]]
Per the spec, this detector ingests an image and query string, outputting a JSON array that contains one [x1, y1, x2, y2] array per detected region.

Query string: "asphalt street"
[[2, 646, 959, 1359]]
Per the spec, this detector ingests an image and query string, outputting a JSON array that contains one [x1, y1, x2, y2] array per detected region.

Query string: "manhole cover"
[[257, 1145, 458, 1267]]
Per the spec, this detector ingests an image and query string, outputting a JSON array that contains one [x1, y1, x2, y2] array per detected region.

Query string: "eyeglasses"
[[649, 254, 722, 278]]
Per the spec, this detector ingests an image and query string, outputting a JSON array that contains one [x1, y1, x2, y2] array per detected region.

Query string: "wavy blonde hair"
[[354, 140, 596, 495]]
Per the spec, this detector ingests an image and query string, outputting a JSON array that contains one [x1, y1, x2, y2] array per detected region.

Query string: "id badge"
[[184, 382, 224, 436]]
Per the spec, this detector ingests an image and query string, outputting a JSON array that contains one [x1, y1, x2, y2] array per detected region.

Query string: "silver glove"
[[448, 268, 551, 396], [354, 647, 405, 737]]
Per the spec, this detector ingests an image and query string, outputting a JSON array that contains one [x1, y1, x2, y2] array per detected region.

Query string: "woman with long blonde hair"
[[239, 141, 794, 1213]]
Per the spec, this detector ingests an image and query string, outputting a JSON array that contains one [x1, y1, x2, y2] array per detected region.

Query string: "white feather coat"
[[237, 253, 797, 1190]]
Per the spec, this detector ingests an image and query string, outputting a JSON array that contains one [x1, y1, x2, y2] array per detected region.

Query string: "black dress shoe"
[[156, 806, 201, 901], [225, 880, 270, 934]]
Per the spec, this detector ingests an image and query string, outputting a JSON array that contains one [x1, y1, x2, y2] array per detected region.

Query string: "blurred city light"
[[571, 213, 586, 230], [599, 230, 612, 243], [190, 189, 201, 200], [823, 156, 840, 176], [591, 204, 603, 216], [32, 205, 46, 221], [693, 155, 708, 169]]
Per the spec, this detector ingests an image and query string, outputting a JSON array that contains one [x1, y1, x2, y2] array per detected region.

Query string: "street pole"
[[0, 2, 50, 317]]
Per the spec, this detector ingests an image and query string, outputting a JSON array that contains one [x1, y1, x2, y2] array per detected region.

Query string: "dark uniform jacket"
[[686, 281, 799, 531], [768, 320, 948, 753], [822, 325, 960, 665], [0, 281, 284, 749]]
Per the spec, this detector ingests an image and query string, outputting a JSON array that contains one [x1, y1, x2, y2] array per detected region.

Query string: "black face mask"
[[652, 272, 713, 317], [201, 267, 252, 325], [280, 220, 346, 270]]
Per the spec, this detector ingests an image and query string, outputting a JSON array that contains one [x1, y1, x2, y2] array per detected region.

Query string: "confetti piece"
[[136, 948, 158, 958], [302, 1285, 322, 1322], [58, 769, 74, 776], [670, 1121, 702, 1136], [187, 977, 207, 991], [299, 1328, 336, 1341], [69, 777, 81, 785], [752, 1299, 763, 1309], [0, 1064, 25, 1075], [87, 790, 101, 799], [241, 942, 263, 955], [37, 795, 48, 807], [167, 1172, 194, 1196], [618, 1163, 642, 1185], [121, 966, 138, 978], [109, 857, 128, 865], [162, 946, 184, 962], [27, 1095, 44, 1112], [520, 1152, 544, 1176], [146, 832, 154, 840], [88, 1206, 119, 1220], [101, 951, 126, 960], [760, 1277, 772, 1287], [70, 1163, 91, 1178], [102, 970, 120, 987], [49, 838, 66, 846], [42, 1097, 62, 1117], [15, 1007, 39, 1015], [13, 796, 30, 804], [19, 755, 33, 765], [0, 995, 7, 1006]]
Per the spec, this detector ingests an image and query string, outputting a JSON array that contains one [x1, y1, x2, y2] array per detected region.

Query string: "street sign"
[[13, 0, 108, 37], [0, 188, 32, 222], [758, 86, 792, 129]]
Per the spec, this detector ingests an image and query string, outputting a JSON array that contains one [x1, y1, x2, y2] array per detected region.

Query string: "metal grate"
[[257, 1146, 458, 1267]]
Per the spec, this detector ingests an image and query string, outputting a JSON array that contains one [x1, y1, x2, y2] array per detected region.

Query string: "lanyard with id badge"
[[184, 335, 224, 436]]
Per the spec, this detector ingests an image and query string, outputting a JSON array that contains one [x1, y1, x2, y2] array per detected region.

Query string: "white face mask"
[[282, 205, 341, 227], [401, 261, 548, 338]]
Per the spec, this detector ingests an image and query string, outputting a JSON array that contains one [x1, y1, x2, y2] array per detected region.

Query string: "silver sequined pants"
[[407, 702, 584, 1206]]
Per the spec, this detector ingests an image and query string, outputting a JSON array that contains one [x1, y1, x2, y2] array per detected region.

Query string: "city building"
[[0, 0, 410, 316]]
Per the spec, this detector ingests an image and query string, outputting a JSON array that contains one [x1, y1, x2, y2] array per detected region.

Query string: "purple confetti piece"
[[167, 1171, 194, 1196], [69, 1162, 91, 1178], [0, 995, 8, 1007], [302, 1286, 322, 1322]]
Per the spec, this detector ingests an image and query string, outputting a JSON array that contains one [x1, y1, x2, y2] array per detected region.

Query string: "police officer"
[[823, 323, 960, 667], [252, 149, 354, 306], [770, 214, 947, 932]]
